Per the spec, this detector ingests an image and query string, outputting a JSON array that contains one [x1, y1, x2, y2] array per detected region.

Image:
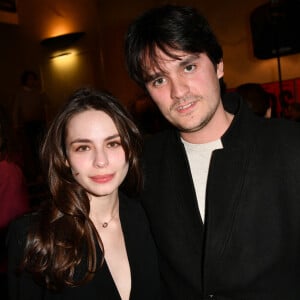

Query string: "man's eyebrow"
[[145, 71, 164, 83], [178, 54, 200, 67]]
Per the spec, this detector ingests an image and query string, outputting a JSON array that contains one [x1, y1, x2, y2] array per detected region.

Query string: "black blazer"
[[141, 93, 300, 300], [7, 193, 160, 300]]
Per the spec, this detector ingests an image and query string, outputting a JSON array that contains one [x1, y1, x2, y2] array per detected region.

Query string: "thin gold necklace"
[[101, 211, 118, 228]]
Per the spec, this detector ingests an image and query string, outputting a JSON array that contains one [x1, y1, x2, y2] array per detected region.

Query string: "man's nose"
[[170, 77, 189, 100]]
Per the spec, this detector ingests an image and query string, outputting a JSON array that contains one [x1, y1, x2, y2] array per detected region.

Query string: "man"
[[125, 4, 300, 300]]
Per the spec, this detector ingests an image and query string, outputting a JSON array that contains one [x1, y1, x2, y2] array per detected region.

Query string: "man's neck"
[[180, 109, 234, 144]]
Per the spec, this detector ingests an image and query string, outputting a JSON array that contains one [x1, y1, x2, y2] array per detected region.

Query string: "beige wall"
[[0, 0, 300, 118]]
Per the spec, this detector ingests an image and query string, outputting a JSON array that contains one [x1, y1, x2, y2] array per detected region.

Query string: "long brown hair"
[[22, 88, 143, 290]]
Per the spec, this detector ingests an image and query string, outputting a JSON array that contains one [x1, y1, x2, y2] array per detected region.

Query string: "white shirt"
[[182, 138, 223, 222]]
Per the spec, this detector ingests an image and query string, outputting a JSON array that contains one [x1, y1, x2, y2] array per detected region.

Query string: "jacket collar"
[[221, 92, 262, 149]]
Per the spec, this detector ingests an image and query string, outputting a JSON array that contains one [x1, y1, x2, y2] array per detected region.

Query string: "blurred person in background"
[[284, 102, 300, 122], [236, 83, 273, 118], [0, 104, 29, 298], [13, 70, 49, 182]]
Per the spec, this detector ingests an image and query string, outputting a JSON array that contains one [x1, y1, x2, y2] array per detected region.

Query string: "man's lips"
[[174, 101, 197, 113]]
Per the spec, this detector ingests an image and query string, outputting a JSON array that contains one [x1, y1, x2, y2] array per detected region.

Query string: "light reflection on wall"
[[42, 23, 74, 41], [50, 50, 78, 70], [41, 47, 94, 121], [42, 50, 80, 119]]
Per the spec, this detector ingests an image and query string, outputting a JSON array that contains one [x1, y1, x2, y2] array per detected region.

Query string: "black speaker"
[[250, 0, 300, 59]]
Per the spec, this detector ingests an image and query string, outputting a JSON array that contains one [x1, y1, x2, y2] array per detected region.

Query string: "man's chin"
[[177, 122, 207, 133]]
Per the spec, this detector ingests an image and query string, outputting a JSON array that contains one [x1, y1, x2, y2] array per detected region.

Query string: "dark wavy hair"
[[21, 88, 143, 290], [125, 5, 223, 89]]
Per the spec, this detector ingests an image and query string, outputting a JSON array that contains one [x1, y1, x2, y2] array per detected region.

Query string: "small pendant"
[[102, 222, 108, 228]]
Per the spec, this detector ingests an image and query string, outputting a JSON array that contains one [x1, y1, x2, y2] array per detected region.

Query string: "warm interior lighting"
[[50, 52, 78, 69], [40, 32, 85, 50], [0, 10, 18, 24], [45, 25, 73, 39], [49, 52, 72, 59]]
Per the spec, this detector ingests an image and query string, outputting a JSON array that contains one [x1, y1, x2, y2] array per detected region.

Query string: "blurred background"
[[0, 0, 300, 198], [0, 0, 299, 118], [1, 2, 300, 296]]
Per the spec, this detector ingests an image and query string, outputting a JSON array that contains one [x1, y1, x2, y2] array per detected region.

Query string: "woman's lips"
[[90, 174, 114, 183]]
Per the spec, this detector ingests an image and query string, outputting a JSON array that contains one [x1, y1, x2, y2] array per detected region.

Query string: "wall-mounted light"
[[40, 32, 85, 50]]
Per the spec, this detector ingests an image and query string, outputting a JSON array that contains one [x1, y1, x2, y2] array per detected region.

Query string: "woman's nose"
[[94, 149, 108, 168]]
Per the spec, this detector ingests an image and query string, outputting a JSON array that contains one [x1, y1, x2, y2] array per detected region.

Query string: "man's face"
[[144, 49, 224, 135]]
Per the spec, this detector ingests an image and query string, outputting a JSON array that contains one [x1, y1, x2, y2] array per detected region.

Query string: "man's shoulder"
[[144, 128, 177, 148], [266, 118, 300, 150], [143, 129, 179, 160], [142, 129, 185, 168], [265, 117, 300, 137]]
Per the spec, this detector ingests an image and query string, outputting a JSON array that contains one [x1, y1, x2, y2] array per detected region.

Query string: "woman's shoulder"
[[7, 212, 40, 246], [10, 211, 39, 228]]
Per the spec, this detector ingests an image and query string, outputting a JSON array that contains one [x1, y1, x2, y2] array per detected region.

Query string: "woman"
[[0, 104, 29, 234], [0, 105, 29, 298], [7, 88, 160, 300]]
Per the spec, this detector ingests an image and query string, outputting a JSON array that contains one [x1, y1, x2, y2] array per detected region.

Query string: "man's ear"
[[217, 60, 224, 79]]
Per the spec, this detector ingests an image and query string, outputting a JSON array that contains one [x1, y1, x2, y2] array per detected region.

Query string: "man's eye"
[[153, 77, 166, 87], [184, 64, 196, 72]]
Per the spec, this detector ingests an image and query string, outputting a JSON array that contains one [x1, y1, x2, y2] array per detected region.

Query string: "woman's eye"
[[107, 141, 121, 148], [184, 64, 196, 72], [76, 145, 90, 152], [153, 77, 166, 87]]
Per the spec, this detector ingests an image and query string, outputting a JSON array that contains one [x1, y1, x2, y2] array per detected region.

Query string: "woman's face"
[[65, 109, 129, 200]]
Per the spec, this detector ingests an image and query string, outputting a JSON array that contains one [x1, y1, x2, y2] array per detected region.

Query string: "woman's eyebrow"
[[69, 134, 120, 145]]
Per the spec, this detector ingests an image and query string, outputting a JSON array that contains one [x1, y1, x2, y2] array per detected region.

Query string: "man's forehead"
[[143, 49, 199, 74], [143, 56, 174, 74], [144, 47, 187, 63]]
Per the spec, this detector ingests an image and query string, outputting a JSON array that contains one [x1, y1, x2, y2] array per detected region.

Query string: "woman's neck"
[[89, 193, 119, 226]]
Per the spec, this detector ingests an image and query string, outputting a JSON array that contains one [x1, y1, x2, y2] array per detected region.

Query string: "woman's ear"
[[65, 159, 70, 167], [65, 159, 79, 176]]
